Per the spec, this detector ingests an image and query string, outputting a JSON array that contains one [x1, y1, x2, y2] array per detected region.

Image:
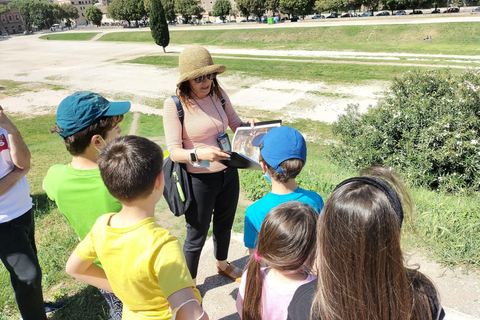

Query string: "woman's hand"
[[196, 146, 230, 162]]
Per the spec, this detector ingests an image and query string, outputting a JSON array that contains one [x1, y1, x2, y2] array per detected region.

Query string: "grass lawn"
[[126, 54, 451, 84], [39, 33, 100, 41], [98, 22, 480, 55]]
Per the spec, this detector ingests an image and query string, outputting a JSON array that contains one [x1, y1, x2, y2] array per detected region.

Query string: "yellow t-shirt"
[[76, 214, 201, 320]]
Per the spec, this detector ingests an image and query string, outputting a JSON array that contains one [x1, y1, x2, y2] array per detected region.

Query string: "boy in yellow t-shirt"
[[66, 135, 208, 320]]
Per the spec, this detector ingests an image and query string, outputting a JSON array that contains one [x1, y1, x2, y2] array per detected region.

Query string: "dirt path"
[[1, 30, 479, 319]]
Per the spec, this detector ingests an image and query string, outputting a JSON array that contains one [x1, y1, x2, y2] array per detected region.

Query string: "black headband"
[[333, 176, 404, 228]]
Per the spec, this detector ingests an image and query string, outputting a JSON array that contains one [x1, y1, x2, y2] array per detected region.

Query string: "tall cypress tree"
[[150, 0, 169, 53]]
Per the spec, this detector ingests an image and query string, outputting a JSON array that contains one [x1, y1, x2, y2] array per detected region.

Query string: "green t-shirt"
[[44, 164, 122, 267]]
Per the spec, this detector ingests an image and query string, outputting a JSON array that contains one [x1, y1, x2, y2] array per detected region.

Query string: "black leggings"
[[183, 167, 239, 279], [0, 209, 47, 320]]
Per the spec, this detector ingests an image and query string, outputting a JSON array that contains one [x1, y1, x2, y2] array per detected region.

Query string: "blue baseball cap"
[[56, 91, 130, 138], [252, 126, 307, 173]]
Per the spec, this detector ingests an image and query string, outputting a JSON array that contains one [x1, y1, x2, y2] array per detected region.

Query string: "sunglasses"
[[194, 73, 216, 83]]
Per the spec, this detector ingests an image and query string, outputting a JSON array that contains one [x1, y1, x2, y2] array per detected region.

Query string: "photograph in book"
[[221, 120, 282, 170]]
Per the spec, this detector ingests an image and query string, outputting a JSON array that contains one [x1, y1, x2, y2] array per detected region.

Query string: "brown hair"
[[176, 77, 223, 108], [311, 166, 439, 320], [260, 154, 304, 183], [98, 135, 163, 202], [50, 115, 124, 156], [242, 201, 317, 320]]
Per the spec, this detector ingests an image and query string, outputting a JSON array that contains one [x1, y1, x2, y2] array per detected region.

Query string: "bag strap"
[[220, 97, 226, 111], [171, 96, 184, 127], [172, 95, 226, 128]]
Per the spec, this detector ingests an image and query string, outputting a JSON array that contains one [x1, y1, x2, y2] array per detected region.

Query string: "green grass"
[[0, 80, 66, 96], [39, 33, 100, 41], [100, 22, 480, 55], [126, 54, 442, 84]]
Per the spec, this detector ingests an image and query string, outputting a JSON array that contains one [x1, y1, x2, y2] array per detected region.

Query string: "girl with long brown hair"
[[287, 167, 445, 320], [236, 201, 318, 320]]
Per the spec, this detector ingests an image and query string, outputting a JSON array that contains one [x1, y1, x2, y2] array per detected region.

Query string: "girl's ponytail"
[[242, 253, 263, 320]]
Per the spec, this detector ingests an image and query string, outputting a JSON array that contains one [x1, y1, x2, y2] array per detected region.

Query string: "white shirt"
[[0, 127, 32, 223]]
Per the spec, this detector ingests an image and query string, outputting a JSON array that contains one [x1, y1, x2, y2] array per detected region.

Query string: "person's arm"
[[169, 146, 230, 163], [0, 166, 30, 196], [163, 97, 229, 164], [66, 250, 114, 293], [168, 287, 208, 320], [0, 106, 30, 169]]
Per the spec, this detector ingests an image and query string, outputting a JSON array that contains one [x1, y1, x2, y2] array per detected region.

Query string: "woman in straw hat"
[[163, 45, 248, 283]]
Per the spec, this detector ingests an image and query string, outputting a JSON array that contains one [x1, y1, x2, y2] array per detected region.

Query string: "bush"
[[331, 69, 480, 193]]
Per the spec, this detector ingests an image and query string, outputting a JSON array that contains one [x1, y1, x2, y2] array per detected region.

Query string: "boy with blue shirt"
[[244, 126, 324, 254]]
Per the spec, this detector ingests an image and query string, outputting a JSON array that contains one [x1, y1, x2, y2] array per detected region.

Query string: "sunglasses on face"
[[194, 73, 216, 83]]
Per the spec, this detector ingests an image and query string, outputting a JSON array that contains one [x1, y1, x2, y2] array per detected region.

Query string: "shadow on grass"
[[50, 285, 110, 320], [32, 193, 56, 220]]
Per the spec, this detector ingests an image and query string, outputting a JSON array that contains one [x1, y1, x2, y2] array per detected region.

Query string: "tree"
[[250, 0, 266, 19], [125, 0, 146, 25], [8, 0, 37, 32], [33, 2, 57, 30], [190, 4, 205, 22], [58, 3, 79, 27], [150, 0, 169, 52], [145, 0, 175, 22], [174, 0, 196, 23], [279, 0, 315, 16], [162, 0, 176, 22], [236, 0, 252, 19], [266, 0, 280, 14], [362, 0, 379, 13], [213, 0, 232, 21], [382, 0, 399, 13], [314, 0, 342, 12], [108, 0, 130, 24], [85, 5, 103, 26], [342, 0, 363, 12]]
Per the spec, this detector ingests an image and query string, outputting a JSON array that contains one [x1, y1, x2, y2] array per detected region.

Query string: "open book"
[[220, 120, 282, 170]]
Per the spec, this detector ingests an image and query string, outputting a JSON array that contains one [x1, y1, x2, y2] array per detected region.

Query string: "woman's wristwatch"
[[189, 149, 197, 163]]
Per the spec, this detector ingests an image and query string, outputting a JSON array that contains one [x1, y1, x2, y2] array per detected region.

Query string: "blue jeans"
[[0, 209, 47, 320]]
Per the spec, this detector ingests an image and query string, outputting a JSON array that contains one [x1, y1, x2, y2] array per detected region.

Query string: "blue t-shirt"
[[243, 188, 324, 249]]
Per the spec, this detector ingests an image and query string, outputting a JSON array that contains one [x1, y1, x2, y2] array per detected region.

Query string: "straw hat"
[[177, 45, 226, 87]]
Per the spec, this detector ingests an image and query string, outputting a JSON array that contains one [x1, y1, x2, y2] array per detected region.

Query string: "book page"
[[232, 120, 282, 163]]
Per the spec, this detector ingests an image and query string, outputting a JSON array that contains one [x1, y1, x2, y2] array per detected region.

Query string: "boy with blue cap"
[[244, 126, 324, 254], [43, 91, 130, 319]]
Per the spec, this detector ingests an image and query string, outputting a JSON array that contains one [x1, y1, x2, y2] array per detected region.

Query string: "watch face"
[[190, 152, 197, 162]]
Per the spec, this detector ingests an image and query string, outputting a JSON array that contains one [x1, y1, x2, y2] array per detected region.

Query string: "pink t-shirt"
[[163, 92, 242, 174], [236, 267, 316, 320]]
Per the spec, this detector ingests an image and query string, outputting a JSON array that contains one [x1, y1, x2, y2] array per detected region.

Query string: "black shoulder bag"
[[163, 96, 193, 216]]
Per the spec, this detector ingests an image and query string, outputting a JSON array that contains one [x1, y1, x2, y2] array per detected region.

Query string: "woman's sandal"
[[217, 262, 243, 281]]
